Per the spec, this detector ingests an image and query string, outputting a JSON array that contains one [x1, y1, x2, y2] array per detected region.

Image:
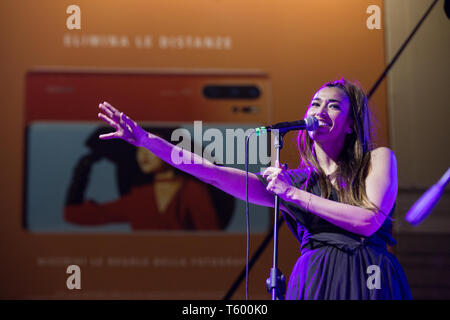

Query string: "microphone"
[[405, 167, 450, 226], [255, 116, 319, 136]]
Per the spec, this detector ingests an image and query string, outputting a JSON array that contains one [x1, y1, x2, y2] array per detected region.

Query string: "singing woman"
[[97, 78, 412, 299]]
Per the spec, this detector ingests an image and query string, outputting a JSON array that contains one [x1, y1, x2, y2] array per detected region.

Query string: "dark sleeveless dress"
[[257, 169, 412, 300]]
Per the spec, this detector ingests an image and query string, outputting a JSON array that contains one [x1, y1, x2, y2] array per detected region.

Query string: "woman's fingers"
[[99, 103, 113, 118], [262, 169, 270, 178], [99, 132, 119, 140], [99, 102, 137, 131], [100, 101, 122, 122], [98, 112, 118, 129], [268, 171, 282, 182], [262, 167, 279, 178], [263, 162, 287, 177], [103, 101, 121, 116], [263, 168, 290, 185], [266, 180, 277, 193], [263, 168, 277, 181]]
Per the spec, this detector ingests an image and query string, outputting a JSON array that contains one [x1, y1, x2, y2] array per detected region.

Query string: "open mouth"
[[317, 118, 332, 127]]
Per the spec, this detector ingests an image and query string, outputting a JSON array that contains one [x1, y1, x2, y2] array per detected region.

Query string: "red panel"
[[25, 70, 272, 124]]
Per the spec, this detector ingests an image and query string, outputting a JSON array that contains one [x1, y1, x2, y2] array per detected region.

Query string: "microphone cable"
[[244, 130, 256, 300]]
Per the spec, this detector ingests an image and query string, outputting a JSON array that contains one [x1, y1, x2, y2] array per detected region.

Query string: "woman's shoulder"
[[369, 147, 397, 164], [367, 147, 398, 178]]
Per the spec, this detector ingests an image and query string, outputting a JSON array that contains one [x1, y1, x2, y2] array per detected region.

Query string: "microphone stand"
[[266, 130, 286, 300]]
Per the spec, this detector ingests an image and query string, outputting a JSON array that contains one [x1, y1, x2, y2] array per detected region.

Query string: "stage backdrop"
[[0, 0, 388, 299]]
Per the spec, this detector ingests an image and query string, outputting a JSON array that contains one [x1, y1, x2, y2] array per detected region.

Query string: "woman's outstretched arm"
[[97, 101, 274, 208]]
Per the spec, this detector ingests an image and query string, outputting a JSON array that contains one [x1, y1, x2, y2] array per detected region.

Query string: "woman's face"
[[136, 147, 165, 174], [306, 86, 353, 144]]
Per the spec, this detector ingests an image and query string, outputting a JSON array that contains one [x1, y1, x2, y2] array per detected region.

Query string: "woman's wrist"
[[282, 186, 311, 212], [283, 185, 299, 202]]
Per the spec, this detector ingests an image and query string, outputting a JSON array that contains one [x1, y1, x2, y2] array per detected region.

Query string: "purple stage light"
[[405, 168, 450, 226]]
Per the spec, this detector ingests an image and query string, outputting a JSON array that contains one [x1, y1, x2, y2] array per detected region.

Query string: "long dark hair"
[[297, 78, 382, 213]]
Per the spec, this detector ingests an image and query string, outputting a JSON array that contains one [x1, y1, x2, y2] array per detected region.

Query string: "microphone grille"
[[305, 116, 319, 131]]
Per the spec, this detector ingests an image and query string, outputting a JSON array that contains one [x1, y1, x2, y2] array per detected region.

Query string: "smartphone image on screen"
[[24, 68, 274, 234]]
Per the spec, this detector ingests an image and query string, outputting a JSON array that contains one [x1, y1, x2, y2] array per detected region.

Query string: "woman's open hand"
[[97, 101, 148, 147]]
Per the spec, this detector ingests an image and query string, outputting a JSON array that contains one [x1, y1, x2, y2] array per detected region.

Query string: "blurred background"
[[0, 0, 449, 299]]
